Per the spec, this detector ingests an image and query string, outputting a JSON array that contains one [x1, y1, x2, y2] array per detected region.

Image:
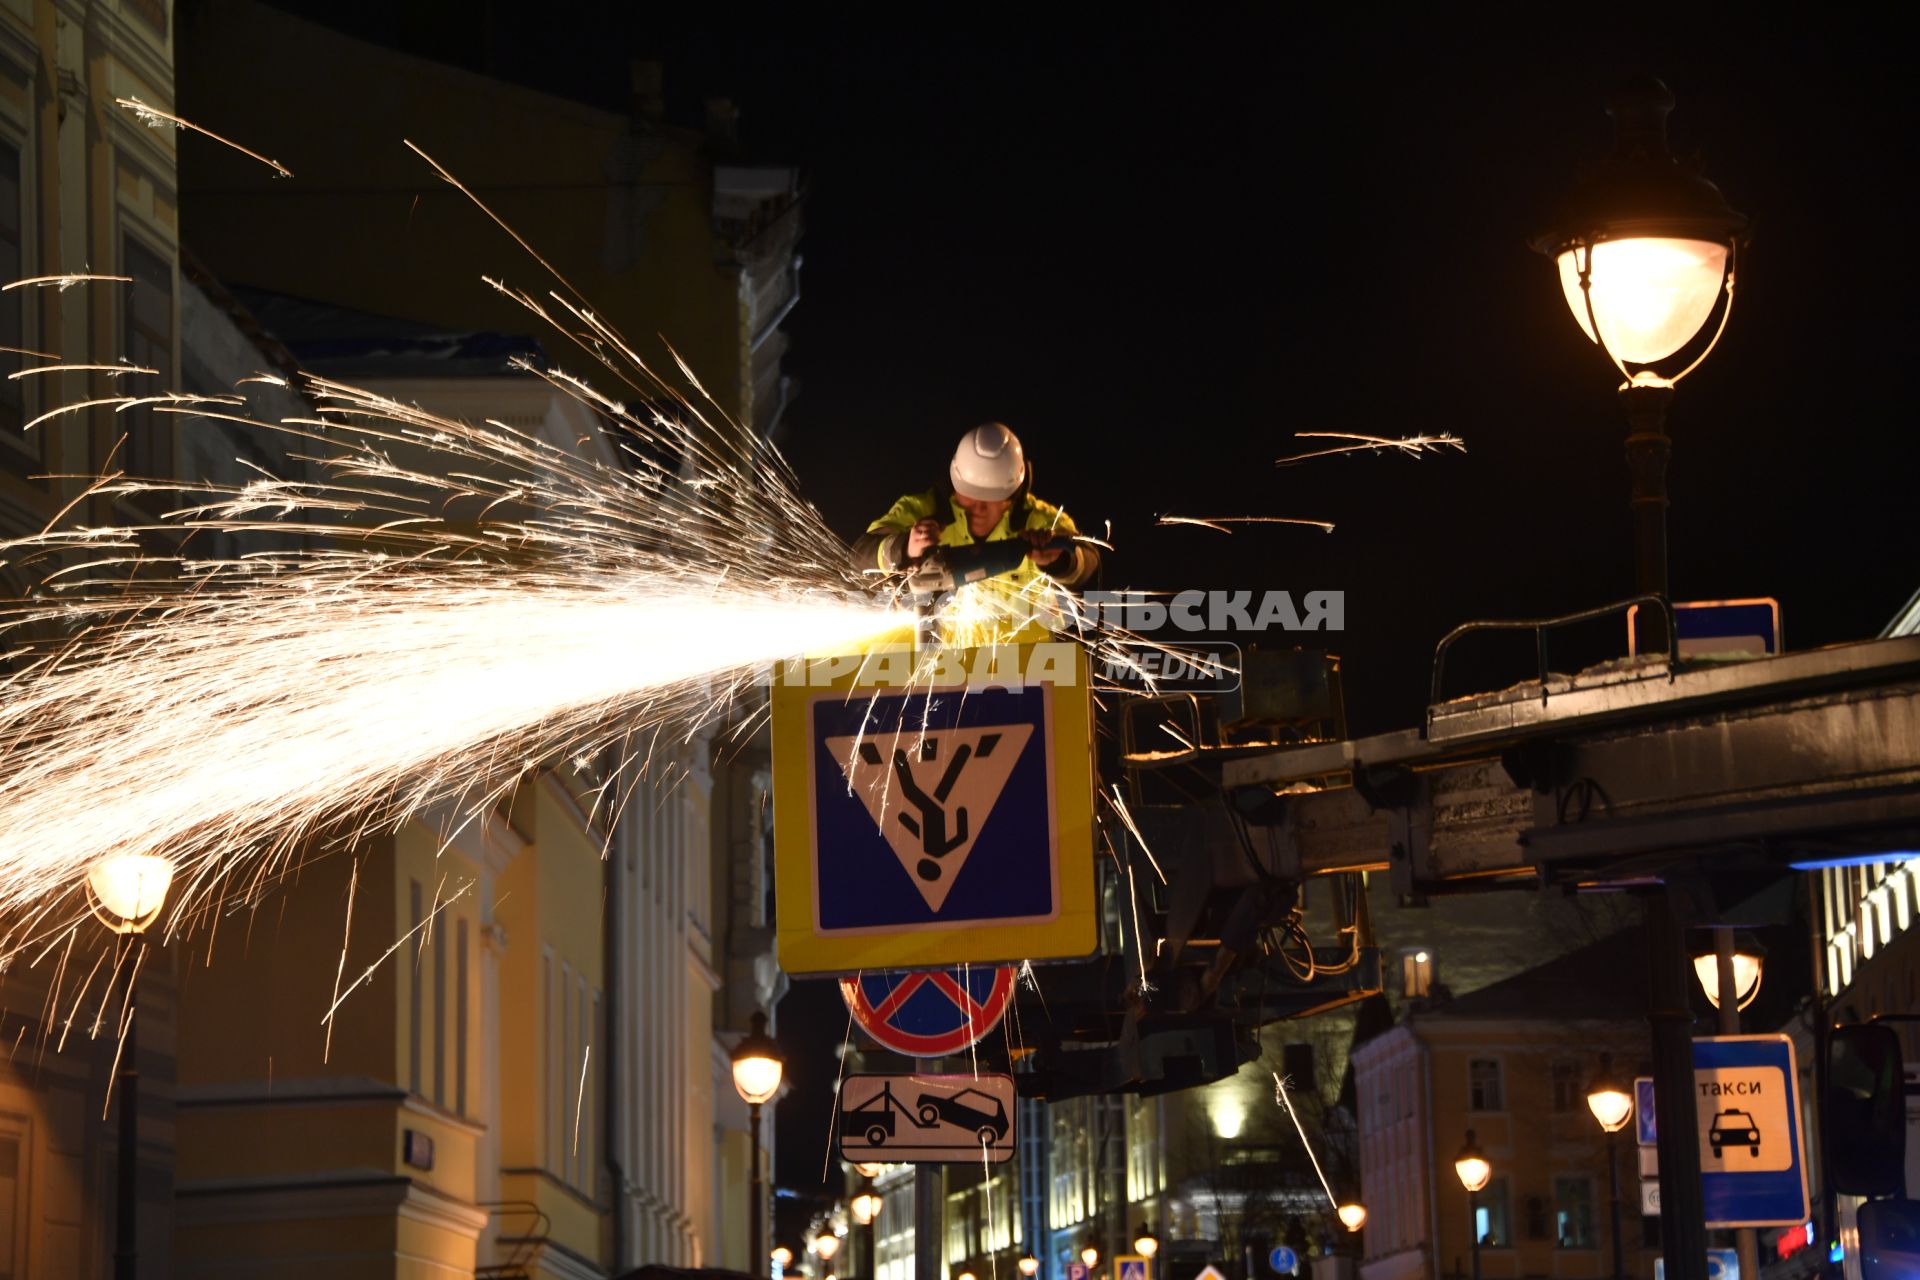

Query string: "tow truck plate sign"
[[836, 1072, 1016, 1164]]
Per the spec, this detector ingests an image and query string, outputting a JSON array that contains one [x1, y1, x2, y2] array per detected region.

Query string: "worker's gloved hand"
[[905, 518, 942, 560], [1022, 528, 1067, 567]]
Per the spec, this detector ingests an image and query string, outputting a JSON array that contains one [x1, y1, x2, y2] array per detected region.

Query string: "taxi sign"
[[1632, 1036, 1809, 1228], [839, 966, 1016, 1057], [773, 641, 1097, 973]]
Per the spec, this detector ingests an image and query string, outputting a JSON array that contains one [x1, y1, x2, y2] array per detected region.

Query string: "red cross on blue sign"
[[838, 966, 1017, 1058]]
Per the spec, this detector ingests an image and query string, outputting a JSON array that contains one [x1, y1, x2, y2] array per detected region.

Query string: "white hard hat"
[[949, 423, 1026, 501]]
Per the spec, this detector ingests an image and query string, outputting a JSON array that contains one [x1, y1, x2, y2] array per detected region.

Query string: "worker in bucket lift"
[[853, 423, 1099, 642]]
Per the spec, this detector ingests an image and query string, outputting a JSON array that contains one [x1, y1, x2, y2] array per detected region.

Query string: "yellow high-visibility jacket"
[[854, 488, 1099, 643]]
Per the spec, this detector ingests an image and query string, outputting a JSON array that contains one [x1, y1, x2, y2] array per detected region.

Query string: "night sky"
[[249, 3, 1919, 1214]]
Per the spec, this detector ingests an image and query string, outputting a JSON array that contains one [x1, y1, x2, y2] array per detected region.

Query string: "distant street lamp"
[[1018, 1256, 1040, 1277], [1587, 1052, 1635, 1280], [730, 1012, 786, 1272], [1455, 1130, 1492, 1280], [1133, 1225, 1160, 1259], [1337, 1202, 1368, 1232], [1531, 76, 1747, 653], [772, 1246, 794, 1272], [1691, 934, 1766, 1010], [90, 852, 174, 1280], [1081, 1244, 1100, 1271], [814, 1230, 842, 1262], [851, 1190, 882, 1226]]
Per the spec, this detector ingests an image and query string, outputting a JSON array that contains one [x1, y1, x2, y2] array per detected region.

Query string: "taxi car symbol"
[[1708, 1107, 1761, 1158]]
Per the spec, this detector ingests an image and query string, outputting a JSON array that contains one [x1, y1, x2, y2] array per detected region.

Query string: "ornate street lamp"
[[730, 1012, 785, 1272], [851, 1190, 882, 1226], [91, 852, 174, 1280], [1532, 76, 1748, 653], [1337, 1202, 1368, 1232], [1018, 1256, 1040, 1277], [1587, 1052, 1635, 1280], [1455, 1130, 1492, 1280], [814, 1230, 842, 1262], [1134, 1224, 1160, 1258]]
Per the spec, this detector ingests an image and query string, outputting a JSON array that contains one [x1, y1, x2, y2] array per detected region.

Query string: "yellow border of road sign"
[[772, 640, 1096, 974]]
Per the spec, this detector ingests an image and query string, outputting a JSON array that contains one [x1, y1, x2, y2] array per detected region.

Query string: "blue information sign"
[[1637, 1037, 1809, 1229], [1268, 1246, 1299, 1275]]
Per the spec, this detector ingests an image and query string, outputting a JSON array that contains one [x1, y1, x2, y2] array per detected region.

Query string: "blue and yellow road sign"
[[773, 640, 1097, 974]]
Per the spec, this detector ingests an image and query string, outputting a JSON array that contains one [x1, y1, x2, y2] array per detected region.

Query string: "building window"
[[1282, 1042, 1317, 1091], [1475, 1176, 1512, 1248], [408, 879, 423, 1096], [1555, 1177, 1595, 1248], [0, 137, 23, 444], [456, 917, 469, 1116], [1401, 948, 1433, 998], [1468, 1059, 1503, 1111], [122, 233, 173, 479], [1551, 1059, 1583, 1112], [0, 1129, 20, 1280], [432, 902, 447, 1106]]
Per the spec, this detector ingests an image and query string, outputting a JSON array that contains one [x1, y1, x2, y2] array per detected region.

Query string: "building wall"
[[1353, 1018, 1650, 1280], [0, 3, 181, 1277]]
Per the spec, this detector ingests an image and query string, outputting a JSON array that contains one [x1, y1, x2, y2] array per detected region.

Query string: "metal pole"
[[114, 947, 139, 1280], [914, 1164, 942, 1280], [1608, 1128, 1624, 1280], [1620, 382, 1674, 653], [1714, 929, 1763, 1280], [750, 1100, 764, 1276], [1469, 1187, 1481, 1280], [1649, 886, 1707, 1280]]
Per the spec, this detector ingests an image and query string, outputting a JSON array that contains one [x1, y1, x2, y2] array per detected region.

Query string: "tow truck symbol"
[[1708, 1107, 1761, 1159], [843, 1081, 1009, 1147]]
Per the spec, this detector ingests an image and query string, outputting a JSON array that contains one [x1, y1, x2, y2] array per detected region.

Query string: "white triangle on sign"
[[826, 724, 1034, 912]]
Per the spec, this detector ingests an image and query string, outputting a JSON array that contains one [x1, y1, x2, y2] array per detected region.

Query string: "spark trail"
[[0, 356, 900, 956]]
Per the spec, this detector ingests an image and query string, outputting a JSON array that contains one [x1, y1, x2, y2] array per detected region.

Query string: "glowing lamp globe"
[[1553, 238, 1729, 365], [1338, 1202, 1369, 1232], [959, 1272, 977, 1280], [853, 1162, 884, 1178], [850, 1191, 882, 1225], [1532, 77, 1746, 384], [771, 1247, 794, 1270], [1586, 1053, 1635, 1133], [1454, 1130, 1492, 1194], [87, 853, 175, 934], [1692, 944, 1765, 1011], [813, 1232, 841, 1262], [1081, 1246, 1100, 1269], [1018, 1258, 1040, 1277], [730, 1011, 785, 1106], [1134, 1225, 1160, 1258]]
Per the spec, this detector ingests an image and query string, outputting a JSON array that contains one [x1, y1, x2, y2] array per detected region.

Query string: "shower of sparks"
[[1105, 785, 1166, 885], [1274, 1070, 1340, 1211], [0, 273, 132, 293], [0, 339, 901, 965], [114, 97, 293, 179], [1275, 431, 1467, 467], [1156, 514, 1336, 534]]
